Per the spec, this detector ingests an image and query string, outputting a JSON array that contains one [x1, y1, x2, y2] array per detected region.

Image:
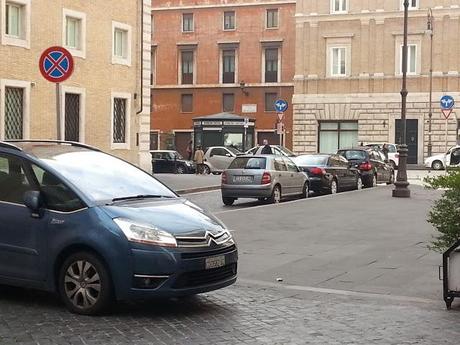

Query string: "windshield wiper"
[[111, 194, 174, 203]]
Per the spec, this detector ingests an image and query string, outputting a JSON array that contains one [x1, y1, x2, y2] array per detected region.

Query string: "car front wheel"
[[431, 160, 444, 171], [58, 252, 113, 315], [175, 165, 185, 174], [301, 182, 309, 198]]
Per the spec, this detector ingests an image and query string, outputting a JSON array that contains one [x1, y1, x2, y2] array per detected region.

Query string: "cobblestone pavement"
[[0, 281, 459, 345]]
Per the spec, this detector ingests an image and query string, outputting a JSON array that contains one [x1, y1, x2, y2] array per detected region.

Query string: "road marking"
[[238, 278, 436, 304], [214, 186, 383, 215]]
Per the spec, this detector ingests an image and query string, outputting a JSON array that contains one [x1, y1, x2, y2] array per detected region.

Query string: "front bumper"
[[221, 184, 272, 198], [119, 242, 238, 300]]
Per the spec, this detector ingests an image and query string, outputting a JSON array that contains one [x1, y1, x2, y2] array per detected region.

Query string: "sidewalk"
[[154, 173, 221, 194]]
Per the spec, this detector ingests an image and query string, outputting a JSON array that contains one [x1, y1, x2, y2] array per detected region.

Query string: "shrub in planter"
[[425, 167, 460, 253]]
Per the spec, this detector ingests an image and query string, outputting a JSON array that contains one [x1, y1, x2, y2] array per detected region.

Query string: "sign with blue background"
[[440, 95, 455, 110], [274, 99, 288, 113]]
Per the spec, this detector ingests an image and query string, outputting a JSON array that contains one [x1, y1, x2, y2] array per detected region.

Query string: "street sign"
[[440, 95, 455, 110], [274, 99, 288, 113], [276, 122, 284, 135], [39, 46, 74, 83], [442, 109, 453, 120], [277, 113, 284, 121], [243, 117, 249, 128]]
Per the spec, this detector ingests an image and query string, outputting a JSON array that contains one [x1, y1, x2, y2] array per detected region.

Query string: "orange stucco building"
[[151, 0, 295, 156]]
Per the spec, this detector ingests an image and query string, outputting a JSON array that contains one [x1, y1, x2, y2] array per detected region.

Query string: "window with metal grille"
[[222, 93, 234, 112], [265, 48, 278, 82], [64, 93, 80, 142], [223, 11, 235, 30], [264, 92, 277, 112], [113, 98, 127, 143], [182, 13, 194, 32], [222, 50, 235, 84], [4, 87, 23, 140], [181, 94, 193, 113], [266, 9, 278, 29], [181, 50, 194, 84]]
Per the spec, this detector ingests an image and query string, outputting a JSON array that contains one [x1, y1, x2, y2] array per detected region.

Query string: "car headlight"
[[114, 218, 177, 247]]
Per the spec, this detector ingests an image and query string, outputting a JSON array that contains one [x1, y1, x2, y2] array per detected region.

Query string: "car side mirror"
[[24, 190, 43, 218]]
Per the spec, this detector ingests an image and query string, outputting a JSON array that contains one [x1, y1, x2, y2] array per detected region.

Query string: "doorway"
[[395, 119, 418, 164]]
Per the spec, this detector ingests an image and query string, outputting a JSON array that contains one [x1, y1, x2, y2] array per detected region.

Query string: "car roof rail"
[[5, 140, 100, 151], [0, 141, 22, 151]]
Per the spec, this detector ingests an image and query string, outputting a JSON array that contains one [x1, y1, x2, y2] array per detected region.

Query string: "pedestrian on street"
[[194, 145, 205, 175], [382, 143, 389, 161], [260, 139, 273, 155], [186, 140, 193, 161]]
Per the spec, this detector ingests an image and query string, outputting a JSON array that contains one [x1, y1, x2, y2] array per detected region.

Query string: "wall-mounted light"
[[240, 81, 249, 96]]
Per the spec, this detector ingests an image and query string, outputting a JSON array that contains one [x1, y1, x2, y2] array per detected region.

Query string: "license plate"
[[233, 175, 253, 183], [205, 255, 226, 270]]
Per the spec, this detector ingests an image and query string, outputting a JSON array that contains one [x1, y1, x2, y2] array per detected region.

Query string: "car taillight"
[[310, 167, 326, 175], [359, 162, 373, 171], [261, 172, 271, 184], [221, 172, 227, 184]]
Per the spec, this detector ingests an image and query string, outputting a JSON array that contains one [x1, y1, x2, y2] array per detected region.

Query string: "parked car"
[[246, 145, 297, 158], [0, 140, 237, 315], [221, 155, 309, 205], [337, 147, 394, 187], [365, 143, 399, 169], [150, 150, 195, 174], [203, 146, 242, 174], [293, 154, 361, 194], [425, 145, 460, 170]]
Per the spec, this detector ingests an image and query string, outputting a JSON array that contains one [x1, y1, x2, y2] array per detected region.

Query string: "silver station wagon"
[[220, 155, 309, 206]]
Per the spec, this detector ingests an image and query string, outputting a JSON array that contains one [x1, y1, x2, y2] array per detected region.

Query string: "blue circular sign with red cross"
[[39, 46, 74, 83]]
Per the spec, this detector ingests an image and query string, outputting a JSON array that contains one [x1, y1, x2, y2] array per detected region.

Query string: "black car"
[[337, 147, 394, 188], [150, 150, 195, 174], [293, 154, 361, 194]]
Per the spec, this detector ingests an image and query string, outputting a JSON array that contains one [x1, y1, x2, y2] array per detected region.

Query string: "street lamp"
[[427, 8, 434, 158], [393, 0, 411, 198]]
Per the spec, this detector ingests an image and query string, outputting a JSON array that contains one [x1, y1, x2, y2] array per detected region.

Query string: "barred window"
[[113, 98, 127, 143], [64, 93, 80, 142], [4, 87, 24, 140]]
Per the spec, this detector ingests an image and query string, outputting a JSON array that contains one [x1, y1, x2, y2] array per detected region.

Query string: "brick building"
[[151, 0, 295, 156], [294, 0, 460, 164], [0, 0, 152, 170]]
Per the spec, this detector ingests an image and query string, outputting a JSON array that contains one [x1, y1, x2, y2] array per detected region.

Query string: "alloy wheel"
[[356, 177, 363, 190], [273, 186, 281, 203], [176, 166, 185, 174], [432, 161, 443, 171], [64, 260, 101, 310], [203, 165, 211, 174], [303, 183, 309, 198], [330, 180, 338, 194], [372, 175, 377, 187]]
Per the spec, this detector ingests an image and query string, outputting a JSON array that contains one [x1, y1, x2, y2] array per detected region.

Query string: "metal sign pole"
[[445, 118, 448, 152], [56, 83, 61, 141]]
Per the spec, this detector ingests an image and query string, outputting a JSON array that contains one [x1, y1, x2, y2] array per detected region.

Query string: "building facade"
[[294, 0, 460, 164], [0, 0, 152, 170], [151, 0, 295, 156]]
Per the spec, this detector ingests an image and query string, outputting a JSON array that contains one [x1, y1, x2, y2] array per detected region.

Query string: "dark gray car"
[[220, 155, 309, 206]]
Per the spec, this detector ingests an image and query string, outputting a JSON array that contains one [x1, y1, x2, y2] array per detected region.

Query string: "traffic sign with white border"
[[440, 95, 455, 110], [39, 46, 74, 83], [274, 99, 288, 113]]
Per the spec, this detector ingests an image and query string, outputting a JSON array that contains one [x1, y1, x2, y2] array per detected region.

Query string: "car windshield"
[[29, 146, 176, 203], [294, 155, 328, 166], [226, 146, 241, 155], [228, 157, 267, 170], [338, 150, 367, 160]]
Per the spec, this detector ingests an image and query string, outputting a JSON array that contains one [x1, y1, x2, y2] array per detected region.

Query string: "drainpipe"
[[136, 0, 144, 115]]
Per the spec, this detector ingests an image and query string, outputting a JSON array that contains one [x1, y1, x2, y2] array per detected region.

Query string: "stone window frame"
[[218, 43, 239, 85], [261, 41, 282, 84], [330, 0, 348, 14], [265, 8, 279, 30], [111, 21, 132, 67], [110, 91, 131, 150], [59, 85, 86, 143], [1, 0, 30, 49], [394, 36, 421, 76], [326, 38, 352, 78], [0, 79, 30, 140], [223, 10, 236, 31], [182, 13, 194, 33], [62, 8, 86, 59]]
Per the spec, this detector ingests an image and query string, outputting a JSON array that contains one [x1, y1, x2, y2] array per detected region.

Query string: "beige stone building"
[[294, 0, 460, 164], [0, 0, 152, 170]]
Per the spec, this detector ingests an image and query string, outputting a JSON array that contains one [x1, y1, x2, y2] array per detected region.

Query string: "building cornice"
[[151, 82, 294, 89], [152, 1, 296, 12], [296, 7, 460, 24]]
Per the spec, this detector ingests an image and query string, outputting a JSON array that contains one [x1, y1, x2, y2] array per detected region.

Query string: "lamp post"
[[427, 8, 434, 158], [393, 0, 411, 198]]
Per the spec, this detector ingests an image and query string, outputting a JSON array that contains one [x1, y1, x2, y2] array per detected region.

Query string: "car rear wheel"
[[175, 165, 185, 174], [356, 176, 363, 190], [301, 182, 309, 198], [268, 185, 281, 204], [58, 252, 112, 315], [202, 165, 211, 174], [222, 197, 235, 206], [330, 179, 338, 194], [432, 160, 444, 171]]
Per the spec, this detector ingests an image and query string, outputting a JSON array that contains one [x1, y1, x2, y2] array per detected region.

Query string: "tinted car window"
[[388, 145, 397, 153], [228, 157, 266, 169], [32, 165, 85, 212], [284, 158, 298, 172], [25, 147, 176, 203], [294, 155, 328, 166], [226, 147, 241, 155], [211, 148, 228, 156], [338, 150, 367, 161], [152, 152, 163, 159], [0, 155, 34, 205], [274, 158, 287, 171]]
